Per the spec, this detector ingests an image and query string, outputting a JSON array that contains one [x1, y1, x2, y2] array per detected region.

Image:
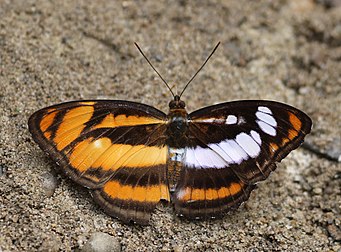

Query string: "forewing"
[[28, 100, 170, 224], [173, 100, 312, 219]]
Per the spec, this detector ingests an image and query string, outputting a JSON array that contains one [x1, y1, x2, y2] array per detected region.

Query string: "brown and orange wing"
[[173, 165, 256, 219], [173, 100, 312, 219], [28, 100, 170, 224]]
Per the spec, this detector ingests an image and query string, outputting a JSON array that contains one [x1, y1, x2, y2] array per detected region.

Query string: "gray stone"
[[81, 232, 120, 252]]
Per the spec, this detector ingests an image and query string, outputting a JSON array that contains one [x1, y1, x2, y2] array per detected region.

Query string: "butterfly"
[[28, 42, 312, 225]]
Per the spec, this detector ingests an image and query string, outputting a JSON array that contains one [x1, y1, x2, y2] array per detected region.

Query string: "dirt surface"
[[1, 0, 340, 251]]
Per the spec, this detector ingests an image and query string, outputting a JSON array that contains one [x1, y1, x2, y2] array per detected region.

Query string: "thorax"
[[166, 108, 189, 148]]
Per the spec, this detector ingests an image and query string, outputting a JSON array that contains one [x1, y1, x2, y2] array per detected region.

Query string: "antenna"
[[134, 42, 175, 97], [179, 42, 220, 98]]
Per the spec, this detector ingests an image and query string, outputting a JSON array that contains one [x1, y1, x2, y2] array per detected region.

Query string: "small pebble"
[[313, 187, 322, 195], [81, 232, 121, 252], [41, 172, 58, 197]]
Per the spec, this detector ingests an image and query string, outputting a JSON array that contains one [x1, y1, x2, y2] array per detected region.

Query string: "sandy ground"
[[1, 0, 340, 251]]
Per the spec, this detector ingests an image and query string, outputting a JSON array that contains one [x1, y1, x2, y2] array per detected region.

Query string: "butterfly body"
[[29, 96, 312, 224], [167, 114, 188, 148]]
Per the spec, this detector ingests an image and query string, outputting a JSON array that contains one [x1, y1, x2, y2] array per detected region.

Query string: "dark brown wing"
[[173, 100, 312, 219], [29, 100, 169, 224]]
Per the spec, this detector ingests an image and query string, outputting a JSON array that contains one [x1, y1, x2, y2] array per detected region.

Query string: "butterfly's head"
[[169, 95, 186, 109]]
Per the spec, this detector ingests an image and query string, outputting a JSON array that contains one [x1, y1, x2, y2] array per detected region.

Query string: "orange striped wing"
[[29, 100, 169, 224]]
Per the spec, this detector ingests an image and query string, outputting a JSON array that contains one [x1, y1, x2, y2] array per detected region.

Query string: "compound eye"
[[169, 100, 176, 109], [179, 100, 186, 108]]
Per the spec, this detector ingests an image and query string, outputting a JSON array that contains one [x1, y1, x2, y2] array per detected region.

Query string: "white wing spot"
[[219, 139, 248, 164], [250, 130, 262, 145], [256, 111, 277, 127], [257, 120, 276, 136], [236, 133, 260, 157], [258, 106, 272, 114], [226, 115, 237, 124], [208, 143, 233, 163], [185, 146, 227, 169]]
